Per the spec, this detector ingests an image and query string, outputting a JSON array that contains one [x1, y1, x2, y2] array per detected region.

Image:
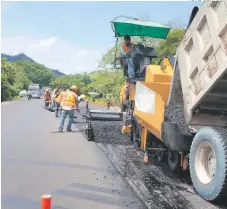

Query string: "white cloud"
[[39, 36, 58, 47], [1, 36, 103, 74]]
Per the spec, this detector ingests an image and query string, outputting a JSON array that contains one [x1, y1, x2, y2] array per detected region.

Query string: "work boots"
[[66, 128, 72, 132], [58, 128, 72, 132]]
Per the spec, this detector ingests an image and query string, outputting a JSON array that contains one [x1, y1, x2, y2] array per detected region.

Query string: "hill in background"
[[1, 53, 64, 77]]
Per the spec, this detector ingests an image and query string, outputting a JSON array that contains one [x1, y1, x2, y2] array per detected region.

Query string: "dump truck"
[[28, 84, 41, 99], [83, 1, 227, 203]]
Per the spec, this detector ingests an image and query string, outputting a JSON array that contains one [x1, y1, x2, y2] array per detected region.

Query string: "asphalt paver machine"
[[108, 1, 227, 203]]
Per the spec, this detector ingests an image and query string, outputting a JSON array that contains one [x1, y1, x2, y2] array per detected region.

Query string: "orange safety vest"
[[122, 42, 135, 53], [55, 91, 65, 104], [62, 91, 78, 108], [120, 85, 127, 103]]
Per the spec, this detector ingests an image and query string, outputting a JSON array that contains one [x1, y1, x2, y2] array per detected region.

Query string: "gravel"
[[164, 61, 192, 136]]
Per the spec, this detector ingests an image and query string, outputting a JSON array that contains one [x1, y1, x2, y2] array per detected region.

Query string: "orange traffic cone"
[[144, 152, 148, 165], [41, 194, 51, 209]]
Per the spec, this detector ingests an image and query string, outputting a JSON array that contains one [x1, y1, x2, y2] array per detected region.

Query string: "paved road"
[[1, 98, 145, 209]]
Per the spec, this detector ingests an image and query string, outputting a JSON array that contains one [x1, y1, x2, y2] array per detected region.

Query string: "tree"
[[1, 58, 20, 101], [155, 28, 184, 60], [15, 60, 55, 87], [1, 58, 56, 101]]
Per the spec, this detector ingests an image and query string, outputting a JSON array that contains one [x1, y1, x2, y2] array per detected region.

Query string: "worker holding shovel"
[[43, 89, 52, 107], [59, 86, 79, 132]]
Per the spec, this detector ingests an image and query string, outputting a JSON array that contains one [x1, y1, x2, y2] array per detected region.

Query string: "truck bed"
[[176, 1, 227, 126]]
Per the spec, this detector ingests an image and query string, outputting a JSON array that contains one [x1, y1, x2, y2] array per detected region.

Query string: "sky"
[[1, 1, 201, 74]]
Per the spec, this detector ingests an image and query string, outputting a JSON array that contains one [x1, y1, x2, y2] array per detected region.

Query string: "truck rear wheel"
[[85, 121, 94, 141], [189, 127, 227, 201]]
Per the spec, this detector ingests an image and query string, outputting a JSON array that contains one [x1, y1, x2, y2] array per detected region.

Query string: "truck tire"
[[85, 126, 94, 141], [85, 122, 94, 141], [189, 127, 227, 201]]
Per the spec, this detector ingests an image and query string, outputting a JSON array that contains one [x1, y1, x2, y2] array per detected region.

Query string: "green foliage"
[[154, 28, 184, 63], [14, 65, 31, 90], [1, 58, 20, 101], [50, 70, 124, 104], [1, 58, 56, 101], [1, 58, 17, 85], [50, 73, 91, 95], [15, 60, 55, 87], [86, 71, 124, 103]]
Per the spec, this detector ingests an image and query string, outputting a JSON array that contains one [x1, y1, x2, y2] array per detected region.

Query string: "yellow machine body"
[[132, 58, 174, 140]]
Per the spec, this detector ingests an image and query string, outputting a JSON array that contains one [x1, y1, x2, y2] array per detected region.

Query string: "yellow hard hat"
[[71, 85, 78, 91], [66, 89, 70, 92], [80, 94, 86, 99]]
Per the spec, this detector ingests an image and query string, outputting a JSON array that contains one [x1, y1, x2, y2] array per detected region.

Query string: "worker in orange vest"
[[120, 82, 129, 112], [52, 88, 59, 107], [43, 89, 51, 107], [120, 35, 136, 84], [55, 88, 65, 117], [59, 85, 78, 132]]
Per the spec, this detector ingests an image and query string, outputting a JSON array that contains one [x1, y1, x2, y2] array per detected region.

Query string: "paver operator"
[[120, 35, 136, 84]]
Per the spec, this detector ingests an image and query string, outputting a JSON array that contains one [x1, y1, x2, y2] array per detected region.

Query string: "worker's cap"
[[79, 94, 86, 99], [70, 85, 78, 91]]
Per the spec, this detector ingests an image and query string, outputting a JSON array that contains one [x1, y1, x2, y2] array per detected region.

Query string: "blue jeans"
[[126, 57, 135, 78], [52, 101, 57, 108], [55, 103, 60, 117], [59, 109, 74, 130]]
